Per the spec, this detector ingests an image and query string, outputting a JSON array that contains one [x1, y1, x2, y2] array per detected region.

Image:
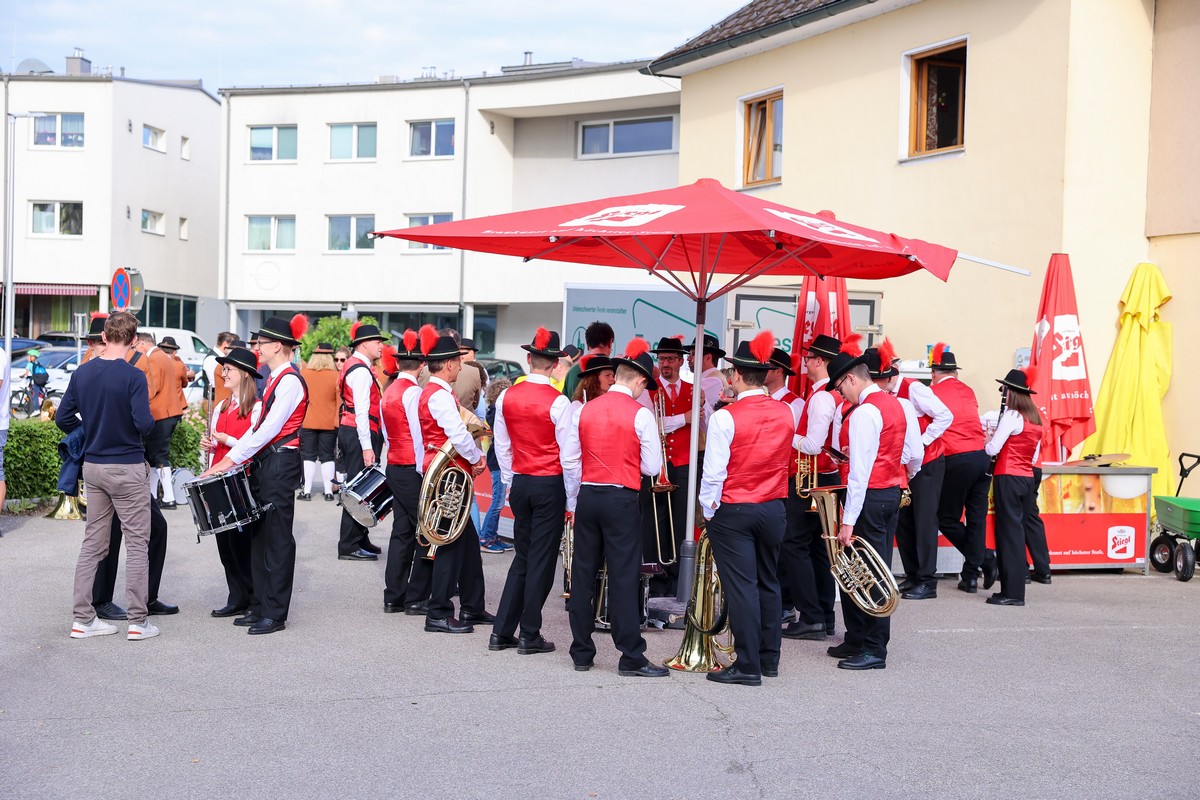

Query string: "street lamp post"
[[4, 111, 46, 407]]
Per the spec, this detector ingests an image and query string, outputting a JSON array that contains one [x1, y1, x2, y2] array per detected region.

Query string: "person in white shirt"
[[337, 322, 387, 561]]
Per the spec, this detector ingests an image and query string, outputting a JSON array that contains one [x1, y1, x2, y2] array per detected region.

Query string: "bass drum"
[[341, 465, 394, 528], [184, 464, 265, 536]]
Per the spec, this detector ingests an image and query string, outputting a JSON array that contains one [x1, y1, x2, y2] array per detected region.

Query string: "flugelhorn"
[[810, 486, 899, 617], [417, 405, 490, 559]]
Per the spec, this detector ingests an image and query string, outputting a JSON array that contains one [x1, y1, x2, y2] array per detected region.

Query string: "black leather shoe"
[[211, 603, 247, 618], [957, 578, 978, 594], [338, 549, 378, 561], [574, 661, 594, 672], [826, 642, 856, 659], [147, 599, 179, 615], [297, 492, 311, 501], [425, 616, 473, 634], [517, 635, 555, 655], [982, 553, 999, 590], [896, 578, 919, 593], [233, 612, 261, 627], [404, 601, 430, 616], [461, 609, 496, 625], [159, 500, 178, 510], [488, 633, 519, 651], [902, 583, 937, 600], [361, 539, 382, 555], [838, 653, 886, 670], [1031, 573, 1052, 585], [383, 602, 404, 614], [782, 621, 826, 640], [825, 620, 836, 636], [94, 601, 128, 621], [1025, 575, 1032, 584], [247, 617, 286, 635], [706, 665, 761, 686], [324, 493, 335, 502], [986, 593, 1025, 606], [619, 663, 670, 678], [762, 665, 779, 678]]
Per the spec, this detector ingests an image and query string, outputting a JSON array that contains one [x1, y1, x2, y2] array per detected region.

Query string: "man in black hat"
[[80, 312, 107, 364], [684, 333, 728, 448], [204, 314, 309, 635], [337, 321, 387, 561], [561, 338, 668, 677], [489, 328, 573, 655], [454, 337, 488, 412]]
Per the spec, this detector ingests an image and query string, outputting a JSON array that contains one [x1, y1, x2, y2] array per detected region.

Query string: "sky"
[[6, 0, 747, 91]]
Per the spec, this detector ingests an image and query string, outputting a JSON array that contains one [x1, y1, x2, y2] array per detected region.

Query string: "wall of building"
[[494, 301, 561, 363]]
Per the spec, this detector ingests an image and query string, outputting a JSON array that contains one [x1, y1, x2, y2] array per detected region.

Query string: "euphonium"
[[417, 406, 490, 559], [664, 530, 735, 672], [810, 486, 899, 618]]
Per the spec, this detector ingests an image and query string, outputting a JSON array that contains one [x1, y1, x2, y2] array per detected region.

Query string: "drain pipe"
[[458, 78, 471, 335]]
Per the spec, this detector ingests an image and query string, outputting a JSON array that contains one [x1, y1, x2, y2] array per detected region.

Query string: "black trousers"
[[249, 447, 301, 621], [568, 486, 649, 671], [641, 462, 690, 596], [780, 471, 839, 626], [1026, 467, 1052, 577], [145, 418, 177, 468], [215, 526, 254, 610], [707, 499, 786, 675], [842, 487, 900, 659], [337, 425, 383, 555], [427, 516, 486, 620], [937, 450, 991, 578], [896, 456, 945, 585], [993, 475, 1035, 600], [383, 465, 422, 607], [494, 474, 567, 639], [300, 428, 336, 462], [92, 496, 168, 607]]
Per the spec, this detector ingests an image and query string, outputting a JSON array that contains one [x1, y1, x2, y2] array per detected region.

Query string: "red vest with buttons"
[[859, 390, 906, 489], [338, 357, 382, 433], [578, 391, 644, 491], [897, 377, 944, 464], [417, 381, 468, 473], [994, 418, 1043, 478], [213, 399, 255, 465], [381, 377, 418, 466], [720, 394, 794, 504], [503, 380, 564, 476], [253, 365, 308, 447], [931, 377, 984, 456], [652, 379, 693, 468], [798, 382, 843, 474]]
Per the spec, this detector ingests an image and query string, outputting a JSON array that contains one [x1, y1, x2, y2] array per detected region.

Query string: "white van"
[[138, 327, 212, 365]]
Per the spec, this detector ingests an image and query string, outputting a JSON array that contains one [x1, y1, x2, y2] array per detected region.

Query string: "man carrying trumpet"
[[644, 336, 694, 597]]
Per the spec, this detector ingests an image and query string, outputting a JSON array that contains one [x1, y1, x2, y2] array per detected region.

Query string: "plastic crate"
[[1154, 495, 1200, 536]]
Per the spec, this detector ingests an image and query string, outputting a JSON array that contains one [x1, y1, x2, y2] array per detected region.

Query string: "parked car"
[[38, 330, 83, 347], [2, 337, 53, 359], [478, 358, 525, 382], [138, 327, 213, 363]]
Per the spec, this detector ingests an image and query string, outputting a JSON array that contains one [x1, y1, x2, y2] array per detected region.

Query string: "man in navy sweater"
[[57, 312, 158, 641]]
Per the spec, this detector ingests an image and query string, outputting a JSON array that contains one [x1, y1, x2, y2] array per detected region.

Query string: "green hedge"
[[169, 408, 207, 473]]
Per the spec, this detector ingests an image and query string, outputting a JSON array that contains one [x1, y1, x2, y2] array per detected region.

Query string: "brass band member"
[[684, 333, 727, 457], [381, 331, 427, 613], [337, 321, 388, 561], [764, 347, 803, 626], [700, 333, 796, 686], [645, 336, 695, 596], [490, 328, 574, 655], [569, 354, 615, 413], [562, 338, 668, 677], [865, 342, 926, 495]]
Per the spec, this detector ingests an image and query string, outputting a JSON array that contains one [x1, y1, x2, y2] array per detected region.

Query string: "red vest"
[[253, 365, 308, 447], [417, 381, 468, 473], [774, 388, 801, 477], [381, 377, 418, 466], [994, 418, 1043, 478], [213, 399, 255, 465], [338, 357, 382, 433], [897, 377, 944, 464], [720, 395, 794, 504], [861, 390, 906, 489], [652, 379, 693, 468], [578, 391, 644, 491], [797, 382, 843, 474], [503, 380, 563, 476], [931, 377, 984, 456]]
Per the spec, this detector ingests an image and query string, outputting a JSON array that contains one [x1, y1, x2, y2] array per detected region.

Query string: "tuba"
[[664, 526, 736, 672], [810, 486, 899, 618], [417, 405, 490, 559]]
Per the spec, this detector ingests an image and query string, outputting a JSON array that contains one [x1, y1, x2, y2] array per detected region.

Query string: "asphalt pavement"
[[1, 497, 1196, 800]]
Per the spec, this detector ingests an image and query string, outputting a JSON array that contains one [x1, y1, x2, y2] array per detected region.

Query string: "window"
[[31, 201, 83, 236], [33, 113, 84, 147], [409, 119, 454, 157], [141, 209, 164, 235], [143, 125, 165, 152], [909, 43, 966, 156], [136, 292, 198, 330], [327, 215, 375, 251], [406, 213, 453, 250], [179, 217, 189, 240], [249, 125, 298, 161], [743, 91, 783, 186], [247, 216, 296, 250], [180, 136, 191, 160], [329, 123, 376, 159], [579, 116, 674, 158]]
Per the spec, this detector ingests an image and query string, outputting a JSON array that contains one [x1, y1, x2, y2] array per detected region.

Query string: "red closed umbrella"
[[789, 274, 853, 396]]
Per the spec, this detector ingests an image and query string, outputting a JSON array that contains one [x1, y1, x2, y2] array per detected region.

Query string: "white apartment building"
[[1, 51, 220, 337], [220, 58, 680, 359]]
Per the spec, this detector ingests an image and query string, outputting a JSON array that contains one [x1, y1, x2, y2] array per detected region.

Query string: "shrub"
[[298, 314, 379, 362], [5, 420, 65, 499], [169, 406, 207, 473]]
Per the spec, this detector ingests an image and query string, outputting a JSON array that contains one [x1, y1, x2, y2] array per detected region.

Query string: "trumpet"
[[417, 405, 490, 560], [810, 486, 899, 618], [650, 388, 677, 567]]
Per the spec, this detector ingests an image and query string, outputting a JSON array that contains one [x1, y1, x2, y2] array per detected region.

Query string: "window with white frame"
[[329, 123, 377, 159], [180, 136, 191, 160], [406, 213, 452, 250], [409, 119, 454, 157], [743, 91, 783, 186], [327, 215, 375, 251], [249, 125, 298, 161], [179, 217, 189, 240], [33, 113, 85, 147], [247, 215, 296, 250], [141, 209, 164, 235], [31, 201, 83, 236], [579, 116, 675, 158], [143, 124, 165, 152]]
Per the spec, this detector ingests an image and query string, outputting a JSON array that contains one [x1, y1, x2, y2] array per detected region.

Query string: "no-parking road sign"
[[111, 269, 131, 311]]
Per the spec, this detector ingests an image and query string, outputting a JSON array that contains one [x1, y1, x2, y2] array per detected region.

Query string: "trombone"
[[650, 388, 678, 567]]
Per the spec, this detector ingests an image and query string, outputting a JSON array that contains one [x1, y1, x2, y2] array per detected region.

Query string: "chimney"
[[523, 51, 533, 66], [66, 47, 91, 76]]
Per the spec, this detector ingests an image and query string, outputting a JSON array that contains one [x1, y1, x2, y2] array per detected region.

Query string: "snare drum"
[[184, 464, 265, 536], [341, 465, 394, 528]]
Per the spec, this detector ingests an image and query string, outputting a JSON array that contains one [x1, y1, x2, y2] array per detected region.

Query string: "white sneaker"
[[70, 616, 118, 639], [127, 621, 161, 641]]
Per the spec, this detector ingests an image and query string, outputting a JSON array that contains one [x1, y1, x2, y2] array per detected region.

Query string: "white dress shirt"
[[379, 372, 425, 471], [345, 351, 377, 452], [898, 379, 953, 447], [425, 375, 483, 465], [227, 363, 304, 465], [985, 409, 1042, 463], [699, 388, 768, 519], [698, 367, 725, 436], [494, 373, 574, 489], [897, 396, 925, 479], [770, 384, 805, 428], [796, 377, 836, 456], [657, 378, 693, 434], [560, 384, 661, 513], [843, 384, 919, 526]]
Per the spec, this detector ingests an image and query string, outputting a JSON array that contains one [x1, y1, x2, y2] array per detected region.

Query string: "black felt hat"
[[159, 336, 180, 351], [418, 325, 461, 360], [651, 336, 687, 356], [520, 327, 566, 358], [997, 367, 1036, 394], [864, 339, 900, 379], [578, 354, 615, 376], [349, 322, 387, 347], [216, 346, 262, 380], [929, 342, 960, 371], [313, 342, 334, 354], [726, 332, 777, 371], [256, 314, 309, 347], [611, 338, 658, 390], [684, 333, 726, 361], [394, 330, 423, 361], [826, 350, 869, 390], [87, 313, 107, 340], [804, 334, 842, 360], [769, 347, 795, 376]]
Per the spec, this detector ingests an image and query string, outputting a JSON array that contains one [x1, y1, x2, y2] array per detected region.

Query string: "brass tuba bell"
[[664, 529, 736, 672], [417, 406, 490, 559], [810, 486, 900, 618]]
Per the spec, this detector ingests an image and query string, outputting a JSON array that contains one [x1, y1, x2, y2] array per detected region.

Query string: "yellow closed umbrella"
[[1085, 262, 1173, 500]]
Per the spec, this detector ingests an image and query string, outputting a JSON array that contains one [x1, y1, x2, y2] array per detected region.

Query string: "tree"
[[298, 315, 379, 361]]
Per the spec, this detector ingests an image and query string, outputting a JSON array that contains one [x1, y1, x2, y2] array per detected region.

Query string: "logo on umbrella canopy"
[[763, 208, 879, 244], [560, 204, 685, 228], [803, 291, 840, 343], [1045, 313, 1087, 381]]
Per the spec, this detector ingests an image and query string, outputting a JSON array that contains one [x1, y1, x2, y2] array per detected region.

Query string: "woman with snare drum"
[[200, 347, 263, 618]]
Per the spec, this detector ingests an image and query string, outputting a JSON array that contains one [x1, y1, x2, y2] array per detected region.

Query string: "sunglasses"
[[335, 357, 347, 363]]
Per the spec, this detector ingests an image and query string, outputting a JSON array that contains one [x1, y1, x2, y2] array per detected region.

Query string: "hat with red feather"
[[929, 341, 960, 371], [395, 329, 422, 361], [349, 320, 388, 347], [256, 314, 309, 347], [727, 331, 777, 371], [824, 335, 871, 391], [379, 344, 398, 377], [520, 327, 565, 358], [417, 324, 460, 361], [803, 333, 842, 360], [864, 338, 900, 379], [611, 337, 658, 390], [87, 311, 108, 340], [997, 366, 1037, 394], [651, 335, 687, 356], [577, 353, 615, 376]]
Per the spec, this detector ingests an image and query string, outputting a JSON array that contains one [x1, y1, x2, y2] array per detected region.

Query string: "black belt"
[[263, 434, 300, 456], [390, 463, 416, 469]]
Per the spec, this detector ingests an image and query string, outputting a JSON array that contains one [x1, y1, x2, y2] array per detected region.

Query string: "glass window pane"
[[34, 116, 57, 145], [166, 296, 182, 328], [62, 114, 84, 147], [355, 216, 375, 249], [432, 213, 453, 225], [581, 124, 609, 155], [148, 294, 165, 327], [32, 203, 55, 233], [277, 126, 297, 159], [143, 126, 153, 147], [770, 98, 783, 179], [328, 216, 351, 250], [250, 127, 273, 160], [60, 203, 83, 235], [330, 124, 352, 159], [612, 118, 673, 154], [182, 301, 197, 333], [357, 124, 376, 158], [248, 216, 271, 250], [408, 215, 428, 249], [275, 217, 296, 249], [434, 120, 455, 156], [410, 122, 431, 156]]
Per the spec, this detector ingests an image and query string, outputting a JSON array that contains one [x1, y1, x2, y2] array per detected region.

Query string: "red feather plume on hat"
[[1021, 365, 1038, 387], [877, 338, 897, 372], [380, 344, 397, 375], [533, 327, 551, 351], [419, 324, 439, 356], [402, 329, 418, 355], [749, 331, 774, 365], [670, 334, 684, 342], [842, 333, 863, 358], [790, 352, 804, 374], [90, 311, 108, 320], [931, 342, 947, 366], [290, 314, 309, 342], [624, 337, 650, 360], [350, 321, 362, 341]]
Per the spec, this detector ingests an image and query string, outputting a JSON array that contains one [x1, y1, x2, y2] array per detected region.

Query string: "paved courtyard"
[[1, 497, 1195, 799]]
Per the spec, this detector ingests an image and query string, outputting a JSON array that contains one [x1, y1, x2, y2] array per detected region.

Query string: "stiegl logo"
[[559, 204, 685, 228], [1107, 526, 1134, 560]]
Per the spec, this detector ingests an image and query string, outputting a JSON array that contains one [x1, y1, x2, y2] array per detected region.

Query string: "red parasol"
[[1028, 253, 1095, 462], [789, 274, 853, 396]]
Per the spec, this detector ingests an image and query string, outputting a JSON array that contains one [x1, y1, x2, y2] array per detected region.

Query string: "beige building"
[[649, 0, 1198, 477]]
